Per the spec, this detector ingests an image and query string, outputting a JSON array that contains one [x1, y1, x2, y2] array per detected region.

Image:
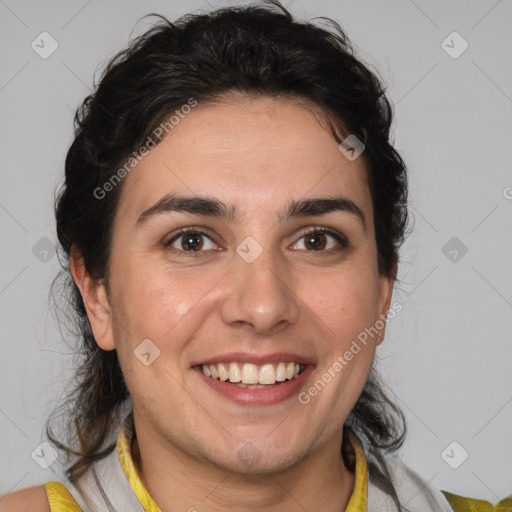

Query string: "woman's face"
[[77, 94, 394, 474]]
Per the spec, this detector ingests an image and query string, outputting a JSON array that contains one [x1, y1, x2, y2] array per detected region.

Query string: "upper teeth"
[[201, 362, 303, 385]]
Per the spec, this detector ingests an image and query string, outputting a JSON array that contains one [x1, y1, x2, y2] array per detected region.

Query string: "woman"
[[2, 1, 509, 511]]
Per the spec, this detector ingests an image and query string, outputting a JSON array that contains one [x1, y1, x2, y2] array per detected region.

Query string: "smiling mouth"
[[198, 361, 307, 388]]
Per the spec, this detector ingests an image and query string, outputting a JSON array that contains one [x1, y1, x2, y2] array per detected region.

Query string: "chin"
[[207, 444, 307, 476]]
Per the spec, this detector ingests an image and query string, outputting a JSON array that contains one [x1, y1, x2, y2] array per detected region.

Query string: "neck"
[[130, 425, 356, 512]]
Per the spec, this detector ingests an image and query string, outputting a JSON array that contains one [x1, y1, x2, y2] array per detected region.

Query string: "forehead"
[[115, 95, 371, 226]]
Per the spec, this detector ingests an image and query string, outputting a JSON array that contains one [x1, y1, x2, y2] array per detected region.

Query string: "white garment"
[[367, 456, 453, 511], [64, 414, 453, 511]]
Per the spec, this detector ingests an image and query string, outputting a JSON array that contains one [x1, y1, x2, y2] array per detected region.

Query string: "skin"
[[71, 93, 395, 512]]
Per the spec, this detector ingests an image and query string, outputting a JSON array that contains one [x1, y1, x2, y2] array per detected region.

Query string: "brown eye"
[[293, 227, 348, 252], [304, 232, 328, 250], [164, 228, 217, 255], [180, 232, 204, 251]]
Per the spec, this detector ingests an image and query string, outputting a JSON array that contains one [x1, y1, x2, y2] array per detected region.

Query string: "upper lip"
[[191, 352, 316, 367]]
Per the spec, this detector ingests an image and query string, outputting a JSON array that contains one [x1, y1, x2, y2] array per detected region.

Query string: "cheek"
[[120, 366, 154, 415], [118, 257, 206, 333], [304, 267, 380, 343], [313, 271, 380, 407], [120, 361, 187, 430], [113, 263, 223, 380]]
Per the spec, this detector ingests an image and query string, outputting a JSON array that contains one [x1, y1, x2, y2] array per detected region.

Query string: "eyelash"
[[163, 226, 348, 257]]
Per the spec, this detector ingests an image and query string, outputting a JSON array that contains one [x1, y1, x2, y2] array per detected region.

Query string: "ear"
[[70, 245, 116, 351], [375, 260, 397, 347]]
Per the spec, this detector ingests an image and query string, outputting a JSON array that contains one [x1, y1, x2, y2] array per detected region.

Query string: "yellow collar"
[[117, 421, 368, 511]]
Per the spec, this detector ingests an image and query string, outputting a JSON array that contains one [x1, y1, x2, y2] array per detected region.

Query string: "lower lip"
[[194, 365, 314, 406]]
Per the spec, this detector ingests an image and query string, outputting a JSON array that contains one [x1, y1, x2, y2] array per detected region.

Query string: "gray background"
[[1, 0, 511, 504]]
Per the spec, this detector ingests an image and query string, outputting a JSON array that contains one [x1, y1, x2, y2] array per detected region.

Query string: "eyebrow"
[[135, 193, 366, 231]]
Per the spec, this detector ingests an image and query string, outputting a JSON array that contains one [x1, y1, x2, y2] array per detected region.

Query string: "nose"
[[220, 245, 300, 335]]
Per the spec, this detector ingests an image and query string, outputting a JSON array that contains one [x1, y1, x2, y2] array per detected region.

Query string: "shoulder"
[[441, 490, 512, 512], [0, 485, 50, 512], [369, 453, 510, 512]]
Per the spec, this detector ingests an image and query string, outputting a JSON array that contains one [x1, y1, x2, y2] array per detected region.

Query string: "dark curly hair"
[[47, 1, 412, 509]]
